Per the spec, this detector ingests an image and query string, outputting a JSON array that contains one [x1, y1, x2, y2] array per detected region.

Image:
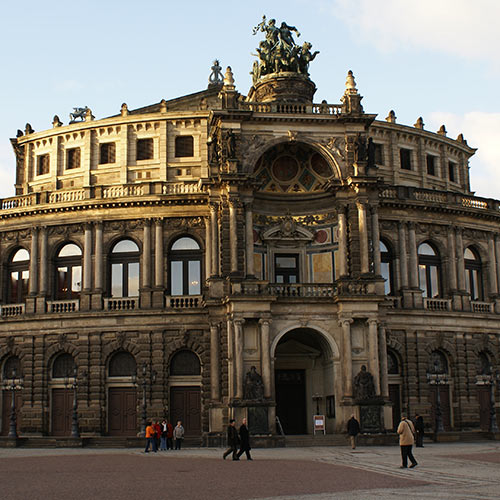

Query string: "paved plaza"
[[0, 441, 499, 499]]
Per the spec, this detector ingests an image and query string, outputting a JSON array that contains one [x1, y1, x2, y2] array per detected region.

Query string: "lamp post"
[[427, 361, 448, 437], [477, 371, 499, 433], [5, 368, 23, 438], [139, 362, 157, 437], [70, 368, 88, 438]]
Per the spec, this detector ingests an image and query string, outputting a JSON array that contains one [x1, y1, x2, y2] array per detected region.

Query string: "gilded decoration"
[[254, 212, 337, 226], [253, 142, 335, 193]]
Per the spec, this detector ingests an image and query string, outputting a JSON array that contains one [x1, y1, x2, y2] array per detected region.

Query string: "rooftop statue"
[[69, 107, 89, 123], [251, 15, 319, 85]]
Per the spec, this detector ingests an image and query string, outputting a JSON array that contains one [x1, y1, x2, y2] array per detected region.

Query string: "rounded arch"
[[169, 349, 201, 376], [164, 336, 206, 369], [102, 338, 140, 362], [9, 247, 30, 262], [109, 238, 141, 254], [427, 349, 451, 374], [2, 355, 22, 380], [417, 240, 442, 257], [52, 240, 83, 259], [107, 350, 137, 377], [387, 348, 402, 375], [247, 139, 343, 190], [167, 233, 203, 252], [51, 352, 76, 379], [271, 323, 340, 360]]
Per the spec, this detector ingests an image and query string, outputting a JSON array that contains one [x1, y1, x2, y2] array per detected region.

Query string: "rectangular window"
[[188, 260, 201, 295], [175, 136, 194, 157], [400, 148, 412, 170], [448, 161, 456, 182], [275, 254, 299, 284], [37, 154, 50, 175], [99, 142, 116, 164], [426, 155, 436, 176], [373, 143, 384, 165], [136, 138, 154, 161], [170, 261, 183, 295], [127, 262, 139, 296], [111, 263, 123, 297], [66, 148, 81, 170]]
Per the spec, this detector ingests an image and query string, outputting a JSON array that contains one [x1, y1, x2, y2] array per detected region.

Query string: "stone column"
[[83, 224, 92, 291], [259, 319, 272, 398], [205, 217, 212, 278], [447, 227, 457, 291], [244, 201, 255, 277], [488, 236, 498, 296], [227, 319, 234, 399], [210, 204, 218, 276], [378, 324, 389, 399], [229, 200, 238, 274], [234, 319, 245, 399], [367, 319, 380, 395], [338, 209, 348, 277], [358, 202, 369, 274], [154, 219, 164, 288], [210, 323, 220, 401], [29, 228, 39, 295], [398, 222, 408, 288], [371, 208, 381, 275], [142, 220, 151, 289], [408, 222, 418, 288], [456, 228, 465, 291], [39, 227, 48, 295], [340, 318, 353, 398], [94, 222, 103, 291]]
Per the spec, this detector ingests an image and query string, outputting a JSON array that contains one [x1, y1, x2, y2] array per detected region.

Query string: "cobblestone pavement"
[[0, 441, 499, 499]]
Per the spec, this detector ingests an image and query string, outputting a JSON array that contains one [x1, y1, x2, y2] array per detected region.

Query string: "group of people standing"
[[144, 420, 185, 453], [223, 418, 252, 461]]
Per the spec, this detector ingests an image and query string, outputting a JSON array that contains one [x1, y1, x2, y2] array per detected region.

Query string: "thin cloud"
[[331, 0, 500, 70]]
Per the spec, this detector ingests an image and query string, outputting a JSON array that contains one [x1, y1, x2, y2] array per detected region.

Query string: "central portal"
[[274, 328, 335, 435]]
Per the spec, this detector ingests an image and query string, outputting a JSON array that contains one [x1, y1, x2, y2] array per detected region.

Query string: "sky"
[[0, 0, 499, 199]]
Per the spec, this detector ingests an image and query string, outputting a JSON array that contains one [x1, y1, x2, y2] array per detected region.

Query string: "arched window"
[[169, 237, 202, 296], [387, 350, 400, 375], [2, 356, 21, 379], [55, 243, 82, 300], [418, 242, 441, 298], [108, 351, 136, 377], [429, 350, 448, 374], [8, 248, 29, 303], [380, 240, 394, 295], [52, 353, 76, 379], [170, 350, 201, 376], [464, 247, 483, 301], [477, 351, 492, 375], [109, 239, 140, 297]]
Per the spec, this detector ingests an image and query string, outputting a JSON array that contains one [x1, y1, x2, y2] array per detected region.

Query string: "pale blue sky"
[[1, 0, 498, 198]]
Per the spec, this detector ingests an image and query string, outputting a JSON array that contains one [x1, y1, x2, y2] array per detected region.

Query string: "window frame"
[[464, 247, 483, 301], [136, 138, 154, 161], [175, 136, 194, 158], [109, 239, 140, 298], [418, 242, 442, 298], [54, 243, 82, 300], [99, 142, 116, 165], [66, 147, 81, 170], [399, 148, 412, 170], [168, 236, 202, 296], [37, 153, 50, 175], [7, 248, 30, 304]]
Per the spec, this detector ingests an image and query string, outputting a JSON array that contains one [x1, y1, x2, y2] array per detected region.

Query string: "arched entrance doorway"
[[274, 328, 335, 435]]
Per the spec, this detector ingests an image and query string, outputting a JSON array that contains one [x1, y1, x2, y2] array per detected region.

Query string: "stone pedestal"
[[358, 398, 385, 433], [250, 73, 316, 103]]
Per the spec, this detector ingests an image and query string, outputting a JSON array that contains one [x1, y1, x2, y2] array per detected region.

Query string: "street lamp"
[[476, 371, 500, 433], [139, 362, 156, 437], [4, 368, 24, 438], [427, 360, 448, 436]]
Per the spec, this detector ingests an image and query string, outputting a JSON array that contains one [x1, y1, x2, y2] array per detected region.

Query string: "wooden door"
[[170, 386, 201, 437], [430, 385, 452, 431], [1, 391, 22, 436], [108, 387, 137, 436], [388, 384, 401, 431], [51, 388, 73, 436], [477, 385, 491, 431], [275, 370, 306, 435]]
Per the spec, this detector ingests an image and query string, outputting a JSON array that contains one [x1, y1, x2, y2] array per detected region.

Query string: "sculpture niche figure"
[[353, 365, 376, 401], [251, 15, 319, 82], [244, 366, 265, 400]]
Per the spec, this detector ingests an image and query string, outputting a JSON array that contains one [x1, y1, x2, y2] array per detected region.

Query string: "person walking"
[[153, 420, 162, 450], [222, 419, 240, 460], [236, 417, 252, 460], [347, 414, 360, 449], [414, 414, 424, 447], [144, 421, 157, 453], [397, 414, 418, 468], [174, 420, 184, 450]]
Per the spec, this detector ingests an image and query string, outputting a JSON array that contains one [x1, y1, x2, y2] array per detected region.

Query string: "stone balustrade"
[[471, 301, 494, 313], [0, 303, 25, 317], [166, 295, 202, 308], [104, 297, 138, 311], [239, 101, 342, 115], [424, 298, 451, 311], [46, 299, 80, 313]]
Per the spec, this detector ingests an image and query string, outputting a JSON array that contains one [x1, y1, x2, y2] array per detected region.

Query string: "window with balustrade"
[[7, 248, 30, 304], [168, 236, 202, 296], [418, 242, 442, 298], [380, 240, 395, 295], [54, 243, 82, 300], [109, 239, 140, 298], [464, 247, 483, 301]]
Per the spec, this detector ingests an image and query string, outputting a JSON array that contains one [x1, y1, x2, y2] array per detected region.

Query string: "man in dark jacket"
[[414, 414, 424, 447], [223, 419, 240, 460], [347, 414, 360, 449], [236, 417, 252, 460]]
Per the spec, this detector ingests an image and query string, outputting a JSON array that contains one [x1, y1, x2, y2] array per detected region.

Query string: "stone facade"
[[0, 58, 498, 442]]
